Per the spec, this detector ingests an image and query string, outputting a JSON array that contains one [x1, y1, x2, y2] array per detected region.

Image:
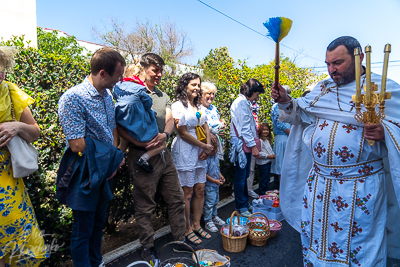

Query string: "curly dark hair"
[[240, 78, 265, 97], [175, 72, 202, 108]]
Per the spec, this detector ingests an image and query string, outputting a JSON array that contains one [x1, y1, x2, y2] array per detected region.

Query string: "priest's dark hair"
[[240, 78, 265, 98], [327, 36, 361, 57]]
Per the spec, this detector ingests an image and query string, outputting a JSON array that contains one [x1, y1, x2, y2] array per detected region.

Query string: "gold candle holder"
[[365, 45, 372, 106], [352, 44, 392, 146], [354, 48, 361, 103]]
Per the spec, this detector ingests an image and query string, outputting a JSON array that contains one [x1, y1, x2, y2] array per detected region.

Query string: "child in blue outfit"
[[114, 64, 166, 173], [203, 136, 226, 232]]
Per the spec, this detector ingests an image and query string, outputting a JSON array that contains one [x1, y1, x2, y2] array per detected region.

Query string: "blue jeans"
[[234, 153, 252, 213], [258, 162, 271, 195], [70, 189, 109, 267], [203, 185, 219, 222]]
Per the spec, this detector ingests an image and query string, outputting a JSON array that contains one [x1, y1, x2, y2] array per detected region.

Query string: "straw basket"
[[159, 241, 200, 267], [269, 220, 282, 238], [246, 212, 270, 246], [191, 249, 231, 267], [221, 211, 248, 253]]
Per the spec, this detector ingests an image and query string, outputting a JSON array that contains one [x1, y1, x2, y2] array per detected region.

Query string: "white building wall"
[[1, 0, 37, 47]]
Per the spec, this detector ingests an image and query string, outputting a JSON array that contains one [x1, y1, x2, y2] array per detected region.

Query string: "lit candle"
[[354, 48, 361, 103], [381, 44, 391, 102], [365, 45, 372, 104]]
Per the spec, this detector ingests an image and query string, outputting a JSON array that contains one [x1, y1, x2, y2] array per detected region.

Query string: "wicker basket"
[[221, 211, 248, 253], [249, 217, 282, 238], [246, 212, 270, 246], [126, 261, 152, 267], [158, 241, 200, 267], [269, 220, 282, 238], [191, 249, 231, 267]]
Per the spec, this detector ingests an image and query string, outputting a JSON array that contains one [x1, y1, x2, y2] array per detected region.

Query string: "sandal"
[[186, 231, 202, 244], [193, 227, 211, 239]]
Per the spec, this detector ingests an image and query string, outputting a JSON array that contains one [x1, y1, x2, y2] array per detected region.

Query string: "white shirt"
[[256, 138, 274, 165]]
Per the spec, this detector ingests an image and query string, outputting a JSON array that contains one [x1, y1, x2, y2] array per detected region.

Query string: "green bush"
[[196, 47, 325, 184]]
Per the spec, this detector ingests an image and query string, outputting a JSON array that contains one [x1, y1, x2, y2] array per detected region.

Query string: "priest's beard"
[[329, 60, 356, 86]]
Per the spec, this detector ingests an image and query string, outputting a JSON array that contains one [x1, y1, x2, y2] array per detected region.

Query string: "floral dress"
[[0, 81, 48, 266]]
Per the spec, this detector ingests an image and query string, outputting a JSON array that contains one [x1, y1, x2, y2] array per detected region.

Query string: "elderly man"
[[117, 53, 198, 265], [273, 36, 400, 266]]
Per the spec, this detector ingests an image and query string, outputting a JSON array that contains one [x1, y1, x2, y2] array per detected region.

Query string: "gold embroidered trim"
[[356, 128, 365, 163], [384, 124, 400, 152], [310, 77, 365, 111], [310, 83, 331, 107], [317, 166, 384, 180], [314, 166, 384, 180], [309, 173, 319, 251], [327, 122, 339, 165], [322, 179, 332, 258], [345, 180, 358, 264], [316, 257, 349, 264], [314, 158, 382, 170]]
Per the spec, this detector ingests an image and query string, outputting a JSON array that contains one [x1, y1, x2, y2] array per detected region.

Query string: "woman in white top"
[[171, 73, 214, 245], [230, 78, 265, 217]]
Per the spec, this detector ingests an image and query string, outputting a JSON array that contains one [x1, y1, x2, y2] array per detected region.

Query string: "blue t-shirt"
[[206, 154, 220, 187]]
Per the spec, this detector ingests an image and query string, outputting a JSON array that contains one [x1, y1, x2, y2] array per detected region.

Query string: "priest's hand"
[[271, 83, 291, 103], [364, 123, 385, 141]]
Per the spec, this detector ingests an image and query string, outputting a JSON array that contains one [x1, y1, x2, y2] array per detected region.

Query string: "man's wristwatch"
[[164, 132, 170, 140]]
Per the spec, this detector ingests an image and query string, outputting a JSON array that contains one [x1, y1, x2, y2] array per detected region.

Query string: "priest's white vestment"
[[279, 73, 400, 266]]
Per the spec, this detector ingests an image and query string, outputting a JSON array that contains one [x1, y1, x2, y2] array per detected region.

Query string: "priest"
[[272, 36, 400, 266]]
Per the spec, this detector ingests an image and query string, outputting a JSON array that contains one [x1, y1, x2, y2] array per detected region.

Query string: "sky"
[[37, 0, 400, 84]]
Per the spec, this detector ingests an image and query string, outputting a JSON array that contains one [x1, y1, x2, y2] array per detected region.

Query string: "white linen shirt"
[[230, 94, 257, 148], [255, 139, 274, 165]]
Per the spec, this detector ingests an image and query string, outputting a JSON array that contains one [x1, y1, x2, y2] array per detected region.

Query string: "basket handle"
[[126, 261, 152, 267], [228, 210, 241, 237], [158, 241, 200, 266], [245, 212, 270, 231]]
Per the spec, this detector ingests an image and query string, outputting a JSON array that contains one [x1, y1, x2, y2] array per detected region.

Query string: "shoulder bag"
[[232, 122, 261, 153], [194, 108, 207, 144], [5, 85, 39, 178]]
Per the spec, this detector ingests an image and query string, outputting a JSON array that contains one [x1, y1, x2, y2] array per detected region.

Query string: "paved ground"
[[106, 199, 300, 267], [106, 196, 400, 267]]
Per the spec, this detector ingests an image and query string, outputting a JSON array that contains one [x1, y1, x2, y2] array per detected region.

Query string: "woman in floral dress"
[[0, 47, 48, 267]]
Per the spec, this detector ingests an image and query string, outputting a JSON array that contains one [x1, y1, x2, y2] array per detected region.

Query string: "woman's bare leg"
[[191, 183, 206, 230], [182, 186, 194, 233]]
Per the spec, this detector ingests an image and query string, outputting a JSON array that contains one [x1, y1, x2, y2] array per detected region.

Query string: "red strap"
[[232, 122, 240, 138]]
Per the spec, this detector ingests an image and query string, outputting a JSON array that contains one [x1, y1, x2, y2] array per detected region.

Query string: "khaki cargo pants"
[[127, 148, 186, 248]]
